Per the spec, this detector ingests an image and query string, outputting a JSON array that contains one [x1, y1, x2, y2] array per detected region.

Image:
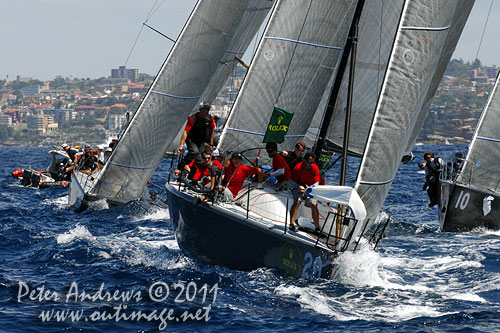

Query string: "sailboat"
[[439, 70, 500, 232], [68, 0, 275, 209], [165, 0, 474, 278]]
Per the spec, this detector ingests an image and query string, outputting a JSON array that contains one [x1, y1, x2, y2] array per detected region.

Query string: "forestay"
[[92, 0, 273, 204], [219, 0, 357, 154], [354, 0, 475, 224], [458, 72, 500, 195]]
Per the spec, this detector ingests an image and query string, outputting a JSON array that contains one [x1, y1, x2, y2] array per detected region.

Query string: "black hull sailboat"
[[166, 183, 340, 278], [438, 70, 500, 232], [166, 0, 473, 277], [439, 181, 500, 232]]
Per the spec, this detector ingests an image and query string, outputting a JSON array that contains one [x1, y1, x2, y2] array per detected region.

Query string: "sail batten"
[[264, 37, 344, 50]]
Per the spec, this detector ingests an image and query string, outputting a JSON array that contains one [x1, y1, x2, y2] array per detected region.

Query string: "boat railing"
[[315, 209, 359, 252], [72, 156, 103, 194], [439, 159, 462, 183]]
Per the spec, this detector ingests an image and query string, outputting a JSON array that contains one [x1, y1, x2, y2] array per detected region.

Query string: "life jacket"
[[425, 158, 442, 178], [187, 113, 213, 145]]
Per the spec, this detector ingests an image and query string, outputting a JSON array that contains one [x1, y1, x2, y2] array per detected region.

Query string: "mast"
[[339, 20, 358, 186], [314, 0, 365, 183]]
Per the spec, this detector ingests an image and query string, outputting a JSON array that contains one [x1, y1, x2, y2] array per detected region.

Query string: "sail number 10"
[[455, 190, 470, 210]]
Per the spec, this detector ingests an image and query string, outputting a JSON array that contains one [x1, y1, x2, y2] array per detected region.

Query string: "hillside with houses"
[[0, 60, 497, 147]]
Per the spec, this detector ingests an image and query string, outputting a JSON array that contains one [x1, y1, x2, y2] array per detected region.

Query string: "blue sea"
[[1, 144, 499, 332]]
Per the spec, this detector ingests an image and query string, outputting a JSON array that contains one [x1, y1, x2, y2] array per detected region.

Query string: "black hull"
[[439, 181, 500, 232], [166, 184, 337, 279]]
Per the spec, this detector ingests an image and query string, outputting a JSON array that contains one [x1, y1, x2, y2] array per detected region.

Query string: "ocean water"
[[1, 145, 499, 332]]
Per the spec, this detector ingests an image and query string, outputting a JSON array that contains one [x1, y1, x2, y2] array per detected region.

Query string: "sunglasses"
[[304, 159, 314, 164], [295, 148, 305, 152]]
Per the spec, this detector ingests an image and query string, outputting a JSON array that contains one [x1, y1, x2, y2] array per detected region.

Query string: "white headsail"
[[91, 0, 274, 204], [354, 0, 475, 225], [458, 71, 500, 195]]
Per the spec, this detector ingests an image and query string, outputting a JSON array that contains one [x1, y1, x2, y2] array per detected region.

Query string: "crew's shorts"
[[292, 187, 317, 207]]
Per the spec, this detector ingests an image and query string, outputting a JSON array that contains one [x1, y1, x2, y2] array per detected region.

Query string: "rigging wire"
[[474, 0, 493, 62], [124, 0, 167, 67]]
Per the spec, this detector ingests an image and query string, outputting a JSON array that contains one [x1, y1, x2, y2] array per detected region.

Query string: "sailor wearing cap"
[[177, 101, 215, 170]]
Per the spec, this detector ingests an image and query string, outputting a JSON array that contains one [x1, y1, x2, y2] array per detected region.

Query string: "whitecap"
[[56, 224, 96, 244]]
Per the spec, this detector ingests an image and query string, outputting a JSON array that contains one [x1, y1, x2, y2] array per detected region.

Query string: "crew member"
[[177, 102, 215, 169], [289, 152, 321, 232], [184, 150, 221, 190], [422, 151, 443, 207], [221, 152, 264, 199], [264, 141, 290, 188], [281, 141, 306, 171]]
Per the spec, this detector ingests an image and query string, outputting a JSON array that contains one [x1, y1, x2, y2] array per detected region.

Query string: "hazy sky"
[[0, 0, 497, 81]]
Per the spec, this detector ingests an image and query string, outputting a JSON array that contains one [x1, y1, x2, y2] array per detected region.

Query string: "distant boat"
[[68, 0, 274, 210], [439, 70, 500, 231], [12, 150, 70, 189]]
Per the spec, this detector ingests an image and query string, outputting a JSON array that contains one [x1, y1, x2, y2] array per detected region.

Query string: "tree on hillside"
[[473, 58, 482, 69], [445, 58, 474, 78]]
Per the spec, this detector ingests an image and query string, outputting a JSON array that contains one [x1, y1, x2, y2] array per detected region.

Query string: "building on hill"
[[108, 114, 128, 131], [111, 66, 139, 82]]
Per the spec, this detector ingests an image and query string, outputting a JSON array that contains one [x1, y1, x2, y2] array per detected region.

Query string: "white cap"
[[62, 143, 68, 148], [212, 148, 220, 157]]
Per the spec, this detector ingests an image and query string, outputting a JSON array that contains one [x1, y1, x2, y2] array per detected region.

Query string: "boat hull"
[[166, 184, 337, 279], [439, 181, 500, 231]]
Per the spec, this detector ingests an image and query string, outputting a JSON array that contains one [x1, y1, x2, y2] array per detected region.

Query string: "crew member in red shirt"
[[289, 151, 321, 232], [222, 152, 264, 199], [177, 102, 215, 169], [263, 141, 290, 188]]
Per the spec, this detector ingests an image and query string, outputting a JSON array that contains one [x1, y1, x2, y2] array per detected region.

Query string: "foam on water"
[[334, 246, 387, 287], [42, 194, 68, 209], [88, 198, 109, 210], [56, 221, 186, 270], [275, 284, 356, 320], [132, 207, 170, 222], [57, 224, 96, 244]]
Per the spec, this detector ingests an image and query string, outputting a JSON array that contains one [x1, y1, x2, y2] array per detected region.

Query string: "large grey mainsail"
[[458, 72, 500, 195], [354, 0, 475, 223], [321, 0, 405, 156], [219, 0, 357, 153], [90, 0, 273, 204]]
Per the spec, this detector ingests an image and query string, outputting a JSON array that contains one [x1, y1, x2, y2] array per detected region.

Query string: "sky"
[[0, 0, 498, 81]]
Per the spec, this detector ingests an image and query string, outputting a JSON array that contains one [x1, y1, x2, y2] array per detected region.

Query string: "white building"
[[108, 114, 128, 131]]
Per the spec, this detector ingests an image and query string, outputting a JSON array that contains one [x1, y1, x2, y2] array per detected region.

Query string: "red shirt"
[[223, 163, 260, 197], [187, 159, 223, 186], [292, 162, 320, 187], [187, 160, 211, 185], [184, 112, 215, 132], [272, 153, 291, 183], [211, 159, 223, 170]]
